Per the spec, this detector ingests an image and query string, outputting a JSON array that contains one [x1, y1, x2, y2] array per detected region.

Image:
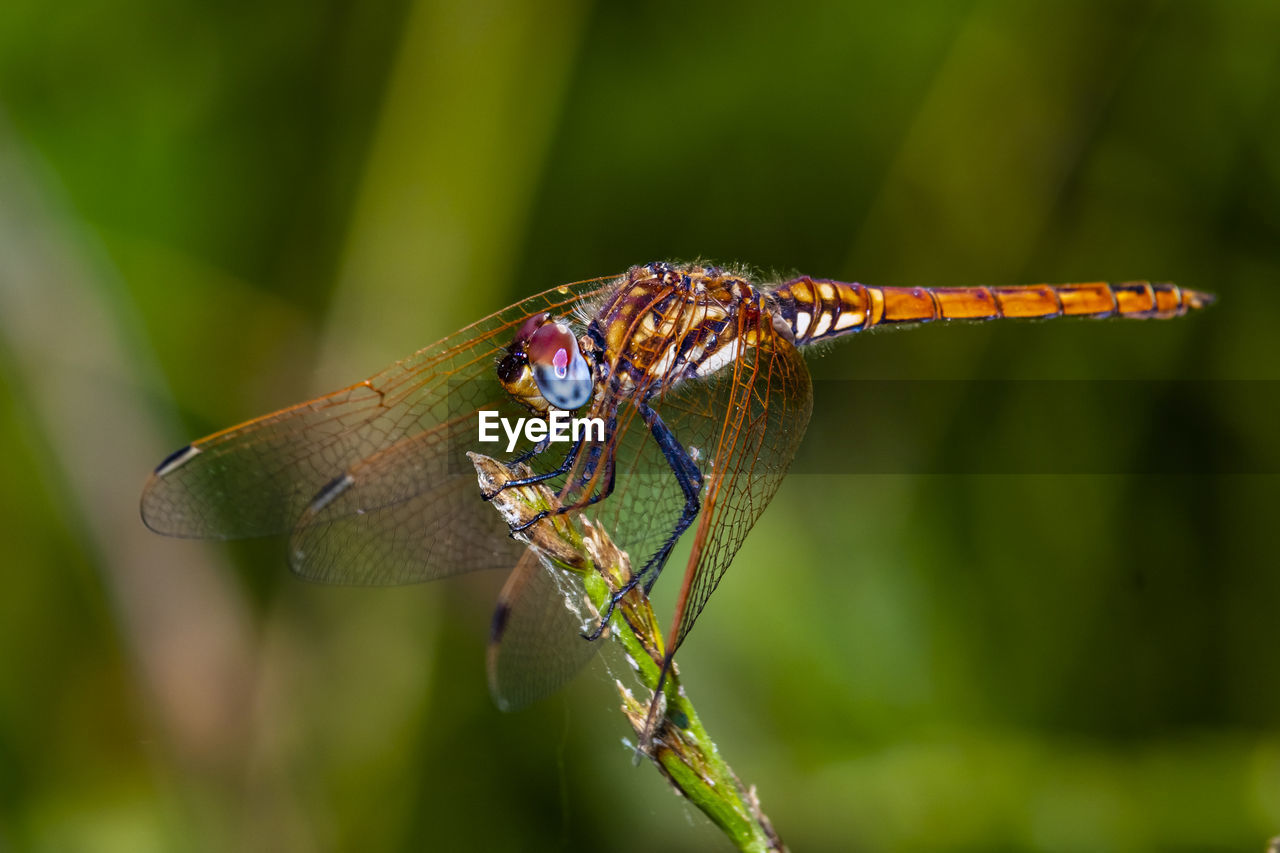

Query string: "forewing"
[[141, 276, 615, 583], [288, 467, 523, 584]]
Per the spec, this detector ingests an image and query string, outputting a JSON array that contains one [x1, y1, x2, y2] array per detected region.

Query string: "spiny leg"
[[505, 436, 551, 467]]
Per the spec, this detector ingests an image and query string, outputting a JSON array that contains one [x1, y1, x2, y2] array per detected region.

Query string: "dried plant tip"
[[468, 452, 586, 570]]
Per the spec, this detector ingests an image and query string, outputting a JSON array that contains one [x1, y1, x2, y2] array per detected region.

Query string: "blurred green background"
[[1, 0, 1277, 850]]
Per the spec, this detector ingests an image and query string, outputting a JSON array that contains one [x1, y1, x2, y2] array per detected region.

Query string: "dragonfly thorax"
[[588, 263, 770, 393]]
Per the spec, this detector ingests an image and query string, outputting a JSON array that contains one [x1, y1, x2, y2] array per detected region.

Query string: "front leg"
[[484, 427, 585, 501], [505, 407, 619, 534]]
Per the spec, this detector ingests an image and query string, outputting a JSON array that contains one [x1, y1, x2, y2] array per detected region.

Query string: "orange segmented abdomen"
[[770, 277, 1214, 344]]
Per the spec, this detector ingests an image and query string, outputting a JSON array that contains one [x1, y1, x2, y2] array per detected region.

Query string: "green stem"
[[471, 453, 785, 852]]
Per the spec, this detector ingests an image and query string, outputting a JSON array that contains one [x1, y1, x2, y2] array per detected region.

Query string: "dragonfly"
[[142, 262, 1214, 711]]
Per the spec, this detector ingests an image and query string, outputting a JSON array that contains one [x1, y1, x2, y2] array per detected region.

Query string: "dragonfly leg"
[[582, 401, 703, 640], [483, 430, 585, 501], [505, 410, 619, 534], [506, 435, 551, 466], [635, 400, 704, 593]]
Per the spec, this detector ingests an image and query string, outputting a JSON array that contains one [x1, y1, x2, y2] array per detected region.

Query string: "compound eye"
[[513, 312, 550, 345], [527, 322, 592, 410]]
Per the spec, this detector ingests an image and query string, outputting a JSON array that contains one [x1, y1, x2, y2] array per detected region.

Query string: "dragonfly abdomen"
[[771, 276, 1214, 344]]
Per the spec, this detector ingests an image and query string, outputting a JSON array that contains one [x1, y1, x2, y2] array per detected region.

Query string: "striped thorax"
[[588, 263, 772, 395]]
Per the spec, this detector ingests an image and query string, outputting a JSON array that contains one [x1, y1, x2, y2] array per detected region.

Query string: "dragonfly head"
[[497, 313, 594, 412]]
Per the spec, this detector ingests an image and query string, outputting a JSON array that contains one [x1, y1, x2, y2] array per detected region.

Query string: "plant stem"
[[471, 453, 786, 852]]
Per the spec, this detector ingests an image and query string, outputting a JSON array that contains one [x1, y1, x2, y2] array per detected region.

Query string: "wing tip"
[[153, 444, 201, 477], [141, 447, 195, 536], [486, 601, 519, 713], [138, 494, 166, 535]]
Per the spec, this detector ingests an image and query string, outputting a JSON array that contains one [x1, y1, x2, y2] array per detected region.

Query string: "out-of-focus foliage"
[[1, 0, 1277, 850]]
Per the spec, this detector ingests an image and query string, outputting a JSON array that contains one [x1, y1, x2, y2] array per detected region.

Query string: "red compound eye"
[[527, 322, 592, 409], [514, 312, 551, 345], [528, 323, 576, 377]]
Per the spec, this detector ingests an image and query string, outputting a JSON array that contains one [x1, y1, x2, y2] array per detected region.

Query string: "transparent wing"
[[486, 550, 601, 711], [141, 275, 615, 584], [666, 311, 813, 651]]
